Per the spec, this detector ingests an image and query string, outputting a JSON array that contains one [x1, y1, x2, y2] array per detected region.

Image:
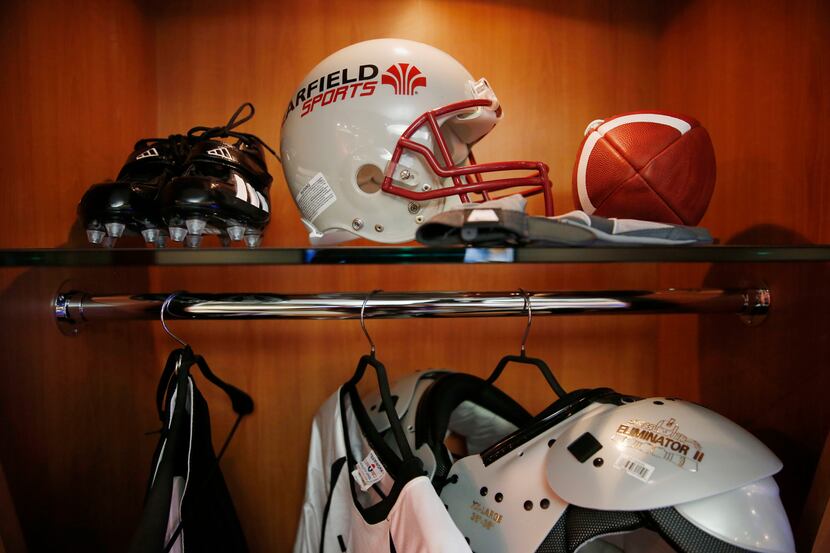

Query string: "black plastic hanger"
[[155, 347, 192, 421], [486, 289, 567, 398], [343, 290, 415, 463], [157, 292, 254, 418], [194, 354, 254, 416]]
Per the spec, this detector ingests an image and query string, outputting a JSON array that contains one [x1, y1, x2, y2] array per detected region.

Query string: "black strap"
[[187, 102, 278, 159], [480, 388, 615, 466], [319, 457, 347, 553], [345, 353, 414, 461], [155, 348, 194, 421], [414, 373, 533, 486]]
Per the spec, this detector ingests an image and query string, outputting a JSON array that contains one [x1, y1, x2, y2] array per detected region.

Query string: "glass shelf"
[[2, 245, 830, 267]]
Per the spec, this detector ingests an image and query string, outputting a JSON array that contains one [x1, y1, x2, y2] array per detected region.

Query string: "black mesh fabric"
[[648, 507, 753, 553], [566, 506, 643, 550], [532, 505, 757, 553], [534, 509, 568, 553]]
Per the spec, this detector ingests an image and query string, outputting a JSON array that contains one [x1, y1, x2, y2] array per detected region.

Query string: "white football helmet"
[[280, 38, 553, 244]]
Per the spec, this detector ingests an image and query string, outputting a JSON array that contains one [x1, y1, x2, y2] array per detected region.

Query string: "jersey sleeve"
[[292, 392, 344, 553]]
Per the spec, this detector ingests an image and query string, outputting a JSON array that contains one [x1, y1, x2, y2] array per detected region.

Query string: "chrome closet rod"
[[54, 289, 770, 333]]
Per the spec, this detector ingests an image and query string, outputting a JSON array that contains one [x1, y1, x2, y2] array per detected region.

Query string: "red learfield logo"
[[381, 63, 427, 95]]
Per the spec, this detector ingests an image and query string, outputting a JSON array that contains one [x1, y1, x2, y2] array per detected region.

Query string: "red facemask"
[[382, 98, 554, 215]]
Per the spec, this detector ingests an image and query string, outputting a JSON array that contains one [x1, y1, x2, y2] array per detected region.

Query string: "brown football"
[[573, 111, 716, 225]]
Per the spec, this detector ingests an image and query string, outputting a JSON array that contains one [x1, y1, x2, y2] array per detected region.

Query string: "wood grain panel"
[[0, 461, 25, 553], [0, 266, 157, 552], [814, 512, 830, 553], [0, 0, 159, 550], [805, 430, 830, 553], [656, 2, 830, 547], [0, 0, 158, 248], [657, 0, 830, 244]]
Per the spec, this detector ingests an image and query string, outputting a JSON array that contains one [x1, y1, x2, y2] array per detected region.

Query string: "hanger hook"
[[361, 289, 381, 357], [161, 292, 188, 347], [519, 288, 532, 356]]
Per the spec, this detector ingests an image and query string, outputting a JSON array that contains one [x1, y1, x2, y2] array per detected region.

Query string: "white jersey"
[[293, 385, 472, 553]]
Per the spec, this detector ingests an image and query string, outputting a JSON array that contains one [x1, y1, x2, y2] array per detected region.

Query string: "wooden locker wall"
[[653, 2, 830, 549], [0, 0, 159, 248], [0, 0, 827, 551], [0, 0, 160, 551]]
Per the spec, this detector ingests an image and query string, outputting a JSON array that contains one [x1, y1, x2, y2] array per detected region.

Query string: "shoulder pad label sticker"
[[612, 416, 704, 472], [614, 454, 655, 483]]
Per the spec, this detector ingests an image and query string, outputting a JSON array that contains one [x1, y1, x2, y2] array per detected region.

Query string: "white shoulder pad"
[[440, 402, 607, 553], [676, 476, 795, 552], [546, 398, 782, 510], [363, 370, 447, 432], [441, 440, 569, 552]]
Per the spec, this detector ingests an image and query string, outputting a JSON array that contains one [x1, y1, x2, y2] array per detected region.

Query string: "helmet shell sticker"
[[295, 172, 336, 222]]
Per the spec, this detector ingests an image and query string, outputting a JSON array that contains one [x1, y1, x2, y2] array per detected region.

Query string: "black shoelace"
[[130, 103, 280, 164], [187, 102, 280, 161]]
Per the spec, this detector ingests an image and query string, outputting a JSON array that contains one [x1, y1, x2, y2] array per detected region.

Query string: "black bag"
[[129, 347, 253, 552]]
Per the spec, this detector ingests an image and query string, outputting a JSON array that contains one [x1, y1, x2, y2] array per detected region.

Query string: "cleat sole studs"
[[185, 218, 207, 235], [168, 226, 187, 242], [227, 225, 246, 241], [184, 234, 202, 248], [244, 233, 262, 249], [105, 222, 125, 238], [141, 228, 160, 244], [86, 229, 105, 245]]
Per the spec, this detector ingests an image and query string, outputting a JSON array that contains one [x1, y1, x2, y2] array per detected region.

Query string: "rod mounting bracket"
[[54, 286, 86, 337], [739, 286, 770, 326]]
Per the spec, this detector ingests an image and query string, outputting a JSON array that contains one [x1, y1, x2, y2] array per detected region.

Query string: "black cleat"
[[160, 103, 276, 248], [78, 135, 190, 247]]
